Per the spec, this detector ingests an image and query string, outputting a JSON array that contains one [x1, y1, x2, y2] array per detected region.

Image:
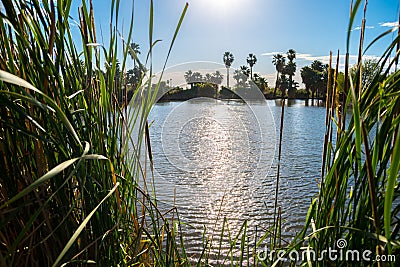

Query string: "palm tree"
[[184, 70, 193, 84], [209, 71, 223, 97], [311, 60, 325, 72], [240, 65, 250, 77], [233, 67, 249, 87], [211, 71, 223, 85], [310, 60, 327, 106], [240, 65, 250, 86], [287, 49, 296, 62], [205, 73, 212, 83], [192, 72, 203, 82], [278, 74, 289, 98], [285, 49, 296, 99], [246, 53, 257, 80], [184, 70, 203, 89], [223, 52, 234, 88], [233, 69, 242, 85], [272, 54, 286, 98], [254, 74, 268, 93], [284, 62, 297, 98], [300, 66, 314, 106], [184, 70, 195, 89], [128, 42, 141, 66], [126, 65, 144, 89]]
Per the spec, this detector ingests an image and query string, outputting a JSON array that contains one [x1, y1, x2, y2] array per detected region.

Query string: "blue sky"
[[73, 0, 399, 86]]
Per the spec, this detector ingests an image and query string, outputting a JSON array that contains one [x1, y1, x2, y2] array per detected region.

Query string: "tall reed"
[[285, 0, 400, 265], [0, 0, 189, 266]]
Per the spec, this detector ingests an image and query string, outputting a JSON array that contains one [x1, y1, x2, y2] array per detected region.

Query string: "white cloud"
[[261, 52, 283, 57], [379, 21, 399, 27], [352, 25, 375, 31], [296, 53, 332, 64], [262, 52, 339, 65], [262, 51, 380, 67], [290, 52, 380, 67]]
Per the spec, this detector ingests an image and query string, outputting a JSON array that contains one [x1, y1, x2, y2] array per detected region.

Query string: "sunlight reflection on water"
[[144, 98, 325, 258]]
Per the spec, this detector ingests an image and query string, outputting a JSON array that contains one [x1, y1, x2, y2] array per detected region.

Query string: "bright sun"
[[211, 0, 231, 8], [198, 0, 244, 14]]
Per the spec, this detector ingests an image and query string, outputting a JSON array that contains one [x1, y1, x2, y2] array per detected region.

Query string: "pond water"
[[147, 98, 326, 258]]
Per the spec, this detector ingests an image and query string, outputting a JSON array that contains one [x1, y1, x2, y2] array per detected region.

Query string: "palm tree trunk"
[[305, 87, 309, 106], [312, 90, 315, 106], [227, 67, 230, 88], [273, 72, 279, 98]]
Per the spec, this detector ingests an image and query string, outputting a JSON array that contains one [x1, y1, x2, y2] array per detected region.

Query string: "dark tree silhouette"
[[223, 52, 234, 88], [272, 54, 286, 98], [246, 53, 257, 80]]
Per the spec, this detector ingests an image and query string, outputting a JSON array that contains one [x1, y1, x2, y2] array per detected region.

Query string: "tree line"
[[123, 44, 379, 105]]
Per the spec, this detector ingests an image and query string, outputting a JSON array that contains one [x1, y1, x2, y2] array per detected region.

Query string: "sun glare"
[[211, 0, 231, 9], [197, 0, 246, 17]]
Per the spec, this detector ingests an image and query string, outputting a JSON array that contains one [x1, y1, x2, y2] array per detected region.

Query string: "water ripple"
[[146, 99, 324, 256]]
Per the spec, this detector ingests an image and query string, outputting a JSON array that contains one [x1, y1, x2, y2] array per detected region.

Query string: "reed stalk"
[[288, 0, 400, 265], [273, 98, 285, 250], [0, 0, 189, 265]]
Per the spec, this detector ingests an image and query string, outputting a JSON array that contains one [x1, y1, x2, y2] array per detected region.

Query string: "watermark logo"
[[257, 239, 396, 263], [336, 238, 347, 249]]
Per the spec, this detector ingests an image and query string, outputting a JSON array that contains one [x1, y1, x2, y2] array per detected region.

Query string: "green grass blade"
[[384, 129, 400, 253], [346, 0, 362, 52], [1, 152, 106, 209], [53, 182, 120, 267], [0, 70, 82, 146]]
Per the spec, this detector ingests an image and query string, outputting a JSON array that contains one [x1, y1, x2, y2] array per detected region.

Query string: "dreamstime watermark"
[[257, 239, 396, 263]]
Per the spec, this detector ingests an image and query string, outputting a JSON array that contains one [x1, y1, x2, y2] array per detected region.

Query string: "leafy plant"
[[0, 0, 188, 266], [283, 0, 400, 265]]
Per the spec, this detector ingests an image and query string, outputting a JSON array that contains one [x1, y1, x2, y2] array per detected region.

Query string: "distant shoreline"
[[156, 94, 325, 103]]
